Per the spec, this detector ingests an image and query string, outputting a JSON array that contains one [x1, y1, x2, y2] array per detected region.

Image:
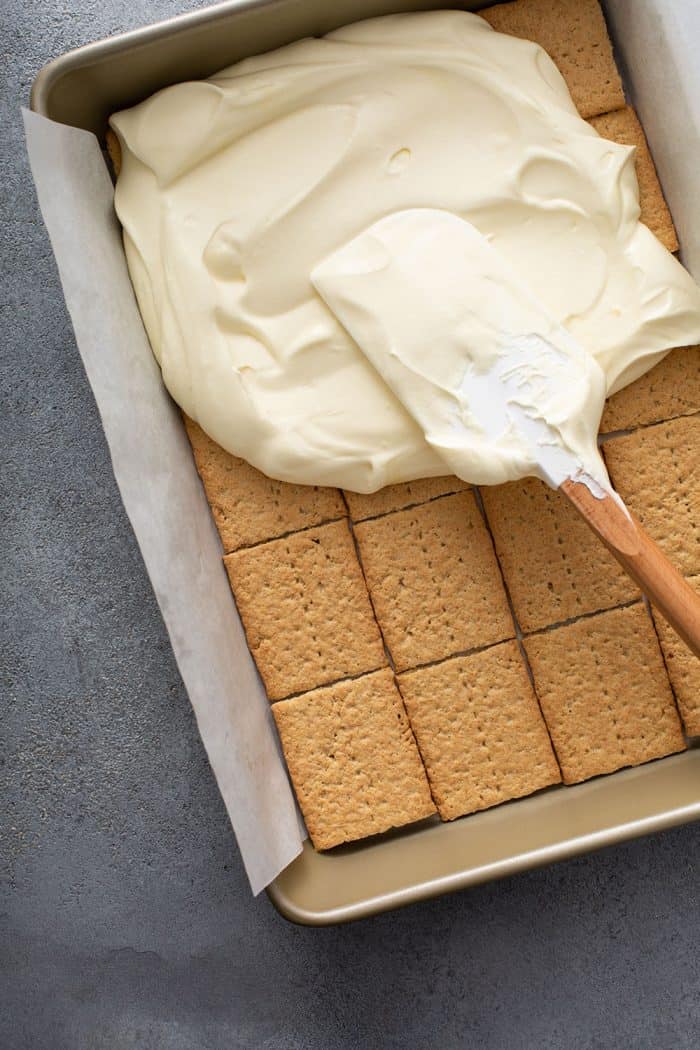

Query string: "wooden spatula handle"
[[561, 476, 700, 659]]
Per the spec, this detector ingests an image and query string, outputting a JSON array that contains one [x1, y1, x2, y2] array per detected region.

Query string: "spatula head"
[[312, 208, 609, 489]]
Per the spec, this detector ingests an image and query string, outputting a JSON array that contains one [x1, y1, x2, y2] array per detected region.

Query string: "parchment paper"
[[606, 0, 700, 280], [22, 108, 304, 896]]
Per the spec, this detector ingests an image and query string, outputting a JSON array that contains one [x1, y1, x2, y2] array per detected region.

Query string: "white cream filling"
[[110, 10, 700, 492]]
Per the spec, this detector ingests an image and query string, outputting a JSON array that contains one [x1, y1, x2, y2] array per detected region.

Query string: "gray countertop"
[[2, 2, 698, 1047]]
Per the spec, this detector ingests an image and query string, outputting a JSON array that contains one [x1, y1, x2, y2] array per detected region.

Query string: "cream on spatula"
[[313, 209, 700, 657]]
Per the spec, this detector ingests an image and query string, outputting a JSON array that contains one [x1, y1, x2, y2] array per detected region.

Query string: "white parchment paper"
[[606, 0, 700, 279], [22, 108, 304, 896]]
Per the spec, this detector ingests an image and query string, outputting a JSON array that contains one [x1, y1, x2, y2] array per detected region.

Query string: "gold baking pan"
[[31, 0, 700, 925]]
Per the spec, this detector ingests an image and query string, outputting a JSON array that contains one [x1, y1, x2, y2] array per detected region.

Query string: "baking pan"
[[31, 0, 700, 925]]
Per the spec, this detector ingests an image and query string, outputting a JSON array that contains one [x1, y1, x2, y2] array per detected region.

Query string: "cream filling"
[[110, 10, 700, 492]]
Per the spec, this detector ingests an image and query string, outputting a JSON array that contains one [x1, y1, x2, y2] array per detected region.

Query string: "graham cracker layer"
[[481, 478, 638, 633], [344, 475, 468, 522], [524, 604, 685, 784], [481, 0, 625, 119], [354, 492, 514, 671], [109, 2, 695, 850], [601, 347, 700, 433], [589, 106, 678, 251], [399, 641, 560, 820], [603, 415, 700, 577], [273, 668, 435, 849], [651, 575, 700, 736], [185, 418, 345, 552], [106, 128, 122, 176], [224, 520, 386, 700]]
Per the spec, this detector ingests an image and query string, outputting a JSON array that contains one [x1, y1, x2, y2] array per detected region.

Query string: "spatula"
[[313, 208, 700, 658]]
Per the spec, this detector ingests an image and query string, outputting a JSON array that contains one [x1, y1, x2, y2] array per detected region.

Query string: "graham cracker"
[[399, 641, 560, 820], [353, 492, 514, 672], [524, 604, 685, 784], [481, 477, 638, 633], [603, 415, 700, 576], [589, 106, 678, 252], [481, 0, 625, 119], [224, 520, 386, 701], [106, 128, 122, 176], [600, 346, 700, 433], [184, 417, 346, 552], [651, 575, 700, 735], [344, 475, 468, 522], [272, 668, 436, 849]]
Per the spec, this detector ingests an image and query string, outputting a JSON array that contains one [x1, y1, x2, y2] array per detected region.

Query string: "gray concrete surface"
[[2, 2, 699, 1047]]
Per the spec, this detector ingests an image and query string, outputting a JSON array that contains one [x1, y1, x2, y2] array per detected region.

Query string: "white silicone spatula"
[[313, 208, 700, 657]]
